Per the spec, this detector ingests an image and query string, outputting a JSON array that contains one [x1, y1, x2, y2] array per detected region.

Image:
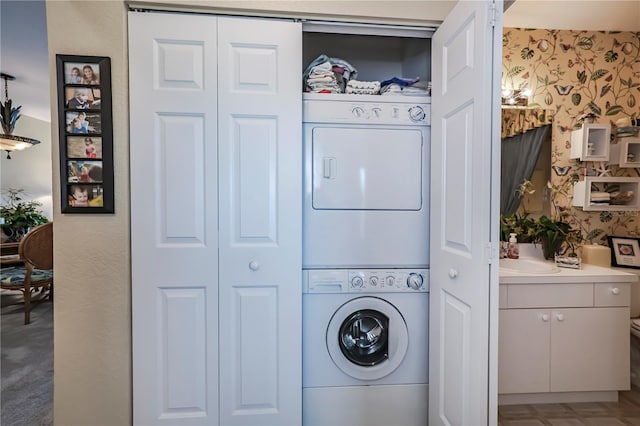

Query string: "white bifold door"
[[129, 12, 301, 426], [429, 1, 502, 425]]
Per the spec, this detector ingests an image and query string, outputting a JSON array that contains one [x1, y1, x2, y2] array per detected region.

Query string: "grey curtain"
[[500, 124, 550, 214]]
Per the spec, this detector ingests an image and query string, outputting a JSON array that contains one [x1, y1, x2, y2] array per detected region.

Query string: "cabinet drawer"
[[507, 284, 593, 308], [595, 283, 630, 307]]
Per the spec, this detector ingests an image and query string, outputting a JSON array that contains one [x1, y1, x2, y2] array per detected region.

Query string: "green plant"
[[535, 215, 581, 259], [0, 188, 49, 241], [500, 212, 539, 243]]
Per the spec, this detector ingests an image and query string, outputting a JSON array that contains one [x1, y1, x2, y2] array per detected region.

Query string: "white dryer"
[[302, 93, 431, 269], [302, 269, 429, 426]]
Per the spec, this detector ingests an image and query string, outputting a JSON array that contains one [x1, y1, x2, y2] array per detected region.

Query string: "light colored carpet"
[[1, 290, 53, 426]]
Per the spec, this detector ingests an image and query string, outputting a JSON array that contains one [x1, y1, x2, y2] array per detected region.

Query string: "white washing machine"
[[302, 93, 430, 269], [302, 269, 429, 426]]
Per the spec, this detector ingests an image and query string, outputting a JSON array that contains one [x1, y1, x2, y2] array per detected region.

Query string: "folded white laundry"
[[346, 80, 381, 95]]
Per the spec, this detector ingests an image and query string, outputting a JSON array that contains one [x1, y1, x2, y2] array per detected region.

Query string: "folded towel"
[[346, 80, 381, 95]]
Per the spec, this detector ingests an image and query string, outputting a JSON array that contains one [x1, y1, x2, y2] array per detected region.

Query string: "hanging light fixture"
[[0, 72, 40, 159]]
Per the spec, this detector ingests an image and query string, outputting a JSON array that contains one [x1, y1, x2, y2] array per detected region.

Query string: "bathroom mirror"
[[500, 108, 553, 217]]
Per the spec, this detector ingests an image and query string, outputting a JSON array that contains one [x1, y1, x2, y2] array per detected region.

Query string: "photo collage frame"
[[56, 55, 114, 213]]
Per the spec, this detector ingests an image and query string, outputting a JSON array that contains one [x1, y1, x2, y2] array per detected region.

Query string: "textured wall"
[[46, 2, 131, 425], [502, 28, 640, 244]]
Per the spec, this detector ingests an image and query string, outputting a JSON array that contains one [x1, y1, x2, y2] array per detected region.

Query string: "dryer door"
[[312, 127, 424, 210], [327, 296, 409, 380]]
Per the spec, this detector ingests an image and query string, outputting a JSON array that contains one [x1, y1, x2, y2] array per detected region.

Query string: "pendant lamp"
[[0, 73, 41, 159]]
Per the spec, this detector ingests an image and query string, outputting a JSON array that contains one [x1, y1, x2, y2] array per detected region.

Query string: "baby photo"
[[68, 184, 104, 208], [65, 87, 101, 110]]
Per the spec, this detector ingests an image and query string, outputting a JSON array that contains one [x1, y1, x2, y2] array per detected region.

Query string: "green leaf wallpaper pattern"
[[502, 28, 640, 246]]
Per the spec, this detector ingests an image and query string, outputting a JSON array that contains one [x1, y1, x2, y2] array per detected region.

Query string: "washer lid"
[[327, 296, 409, 380]]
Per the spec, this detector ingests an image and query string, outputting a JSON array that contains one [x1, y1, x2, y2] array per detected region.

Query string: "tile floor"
[[498, 388, 640, 425]]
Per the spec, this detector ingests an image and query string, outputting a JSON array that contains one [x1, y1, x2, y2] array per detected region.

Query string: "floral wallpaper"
[[502, 28, 640, 247]]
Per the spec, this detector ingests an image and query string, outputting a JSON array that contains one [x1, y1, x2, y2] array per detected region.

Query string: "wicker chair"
[[0, 222, 53, 324]]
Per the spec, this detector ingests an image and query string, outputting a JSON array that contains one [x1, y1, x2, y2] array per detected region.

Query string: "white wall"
[[0, 115, 53, 219]]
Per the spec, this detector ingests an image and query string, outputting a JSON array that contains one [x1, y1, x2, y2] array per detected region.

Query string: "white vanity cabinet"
[[499, 281, 630, 402]]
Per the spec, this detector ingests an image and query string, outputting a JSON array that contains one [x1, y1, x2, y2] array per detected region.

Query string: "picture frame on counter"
[[608, 236, 640, 269], [56, 54, 114, 213]]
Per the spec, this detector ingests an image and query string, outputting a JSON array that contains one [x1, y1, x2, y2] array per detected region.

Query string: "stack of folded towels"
[[303, 54, 358, 93], [590, 191, 610, 205], [306, 61, 341, 93], [346, 80, 381, 95], [380, 77, 430, 96]]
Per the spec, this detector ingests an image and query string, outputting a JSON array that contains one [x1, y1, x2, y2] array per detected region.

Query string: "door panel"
[[217, 17, 302, 426], [157, 114, 206, 243], [232, 116, 278, 242], [430, 1, 502, 425], [159, 288, 207, 417], [129, 11, 219, 426]]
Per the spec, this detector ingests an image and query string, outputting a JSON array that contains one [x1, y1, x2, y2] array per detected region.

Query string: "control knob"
[[351, 276, 364, 289], [406, 273, 424, 290], [371, 107, 382, 118], [385, 276, 395, 287], [352, 106, 366, 118], [408, 106, 426, 122], [370, 276, 379, 286]]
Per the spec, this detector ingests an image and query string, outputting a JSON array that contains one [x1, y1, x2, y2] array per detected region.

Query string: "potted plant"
[[534, 215, 580, 260], [0, 188, 49, 242]]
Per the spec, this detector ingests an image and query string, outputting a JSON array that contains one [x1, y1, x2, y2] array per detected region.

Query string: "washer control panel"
[[303, 95, 431, 126], [304, 269, 429, 293]]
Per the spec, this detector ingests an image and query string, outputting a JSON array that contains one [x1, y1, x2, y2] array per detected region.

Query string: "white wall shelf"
[[573, 176, 640, 211], [570, 123, 611, 162], [609, 138, 640, 168]]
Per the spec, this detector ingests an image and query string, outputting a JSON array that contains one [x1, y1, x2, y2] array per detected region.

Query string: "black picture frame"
[[607, 236, 640, 269], [56, 55, 114, 213]]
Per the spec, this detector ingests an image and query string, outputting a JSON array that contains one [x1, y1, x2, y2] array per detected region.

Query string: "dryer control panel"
[[304, 269, 429, 293]]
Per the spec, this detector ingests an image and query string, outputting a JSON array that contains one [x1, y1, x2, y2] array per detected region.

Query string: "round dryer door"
[[327, 296, 409, 381]]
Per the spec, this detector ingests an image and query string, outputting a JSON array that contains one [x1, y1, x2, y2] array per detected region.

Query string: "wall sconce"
[[501, 87, 531, 107], [0, 73, 41, 159]]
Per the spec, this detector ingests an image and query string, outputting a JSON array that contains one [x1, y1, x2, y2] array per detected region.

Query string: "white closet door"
[[429, 1, 502, 425], [129, 12, 219, 426], [217, 17, 302, 426]]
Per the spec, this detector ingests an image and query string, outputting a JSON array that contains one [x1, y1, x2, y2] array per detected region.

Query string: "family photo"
[[63, 62, 100, 85], [65, 111, 101, 134]]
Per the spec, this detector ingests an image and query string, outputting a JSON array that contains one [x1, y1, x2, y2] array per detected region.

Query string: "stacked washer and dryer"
[[302, 92, 432, 426]]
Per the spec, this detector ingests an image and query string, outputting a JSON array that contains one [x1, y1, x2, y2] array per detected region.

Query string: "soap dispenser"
[[507, 233, 520, 259]]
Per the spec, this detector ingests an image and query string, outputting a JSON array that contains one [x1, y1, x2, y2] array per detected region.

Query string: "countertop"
[[500, 261, 639, 284]]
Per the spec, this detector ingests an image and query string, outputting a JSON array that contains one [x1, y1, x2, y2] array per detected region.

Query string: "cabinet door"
[[498, 309, 550, 394], [217, 17, 302, 426], [129, 11, 220, 426], [550, 307, 630, 392]]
